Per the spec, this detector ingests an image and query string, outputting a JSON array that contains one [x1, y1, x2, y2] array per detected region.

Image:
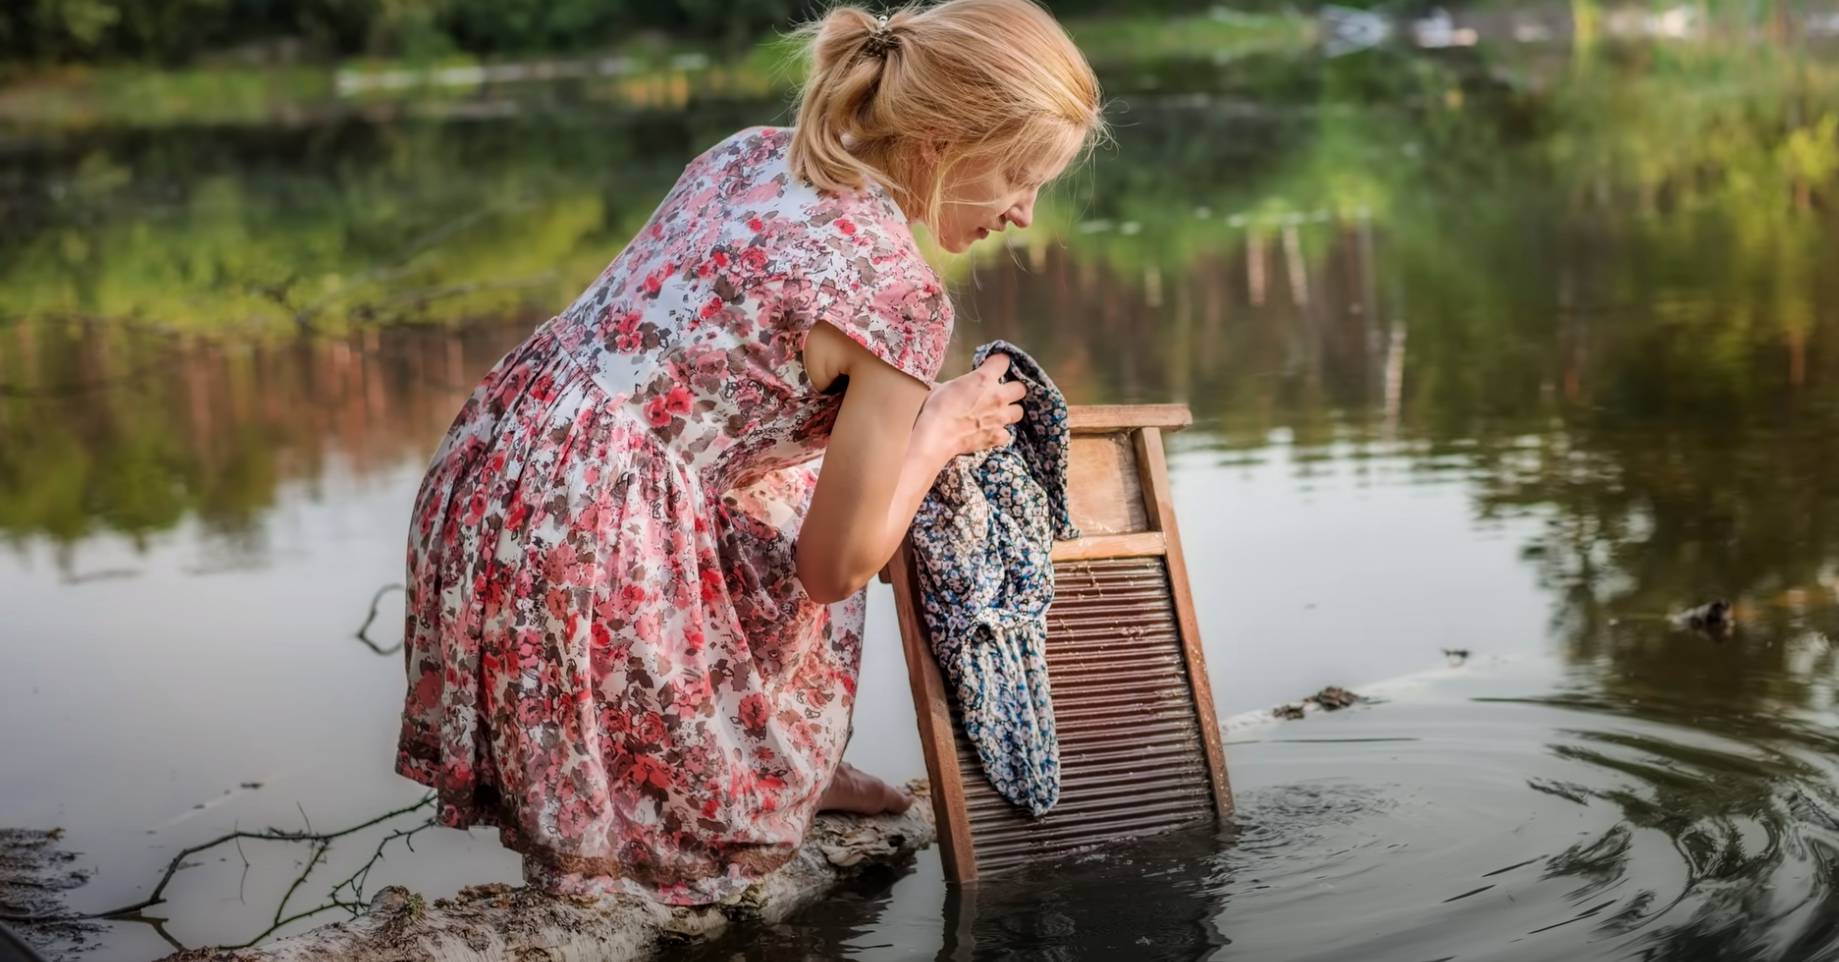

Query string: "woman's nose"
[[1007, 198, 1034, 229]]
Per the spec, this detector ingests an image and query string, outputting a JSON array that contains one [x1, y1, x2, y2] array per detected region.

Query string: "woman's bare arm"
[[796, 320, 1023, 604]]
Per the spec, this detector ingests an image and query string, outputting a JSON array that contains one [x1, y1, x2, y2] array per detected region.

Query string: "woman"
[[396, 0, 1104, 905]]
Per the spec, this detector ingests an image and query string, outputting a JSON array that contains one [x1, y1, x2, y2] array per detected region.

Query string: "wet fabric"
[[908, 341, 1079, 815]]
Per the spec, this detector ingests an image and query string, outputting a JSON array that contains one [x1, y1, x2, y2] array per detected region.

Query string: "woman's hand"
[[915, 353, 1027, 460], [795, 330, 1027, 604]]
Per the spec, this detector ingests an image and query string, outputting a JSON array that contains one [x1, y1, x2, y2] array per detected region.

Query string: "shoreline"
[[0, 12, 1309, 130]]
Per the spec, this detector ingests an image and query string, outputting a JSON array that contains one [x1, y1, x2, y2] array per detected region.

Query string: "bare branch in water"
[[355, 583, 406, 655], [326, 819, 438, 912], [233, 832, 251, 904], [0, 794, 435, 946], [12, 777, 936, 962], [152, 781, 937, 962]]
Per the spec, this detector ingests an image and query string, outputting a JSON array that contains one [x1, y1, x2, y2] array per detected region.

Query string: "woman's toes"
[[818, 764, 913, 815], [879, 780, 913, 813]]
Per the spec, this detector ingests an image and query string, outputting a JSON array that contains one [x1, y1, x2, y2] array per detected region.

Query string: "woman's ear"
[[913, 138, 942, 175]]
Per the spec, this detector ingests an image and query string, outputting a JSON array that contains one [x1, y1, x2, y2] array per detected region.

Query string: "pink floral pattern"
[[396, 126, 952, 904]]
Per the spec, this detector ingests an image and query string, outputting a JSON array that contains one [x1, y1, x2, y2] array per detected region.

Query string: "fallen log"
[[159, 780, 934, 962]]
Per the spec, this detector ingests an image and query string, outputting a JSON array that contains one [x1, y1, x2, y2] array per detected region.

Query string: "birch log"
[[159, 781, 935, 962]]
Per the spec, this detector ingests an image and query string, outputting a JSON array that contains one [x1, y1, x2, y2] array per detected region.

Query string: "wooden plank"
[[885, 538, 980, 883], [1049, 531, 1166, 562], [1132, 426, 1234, 818], [940, 884, 978, 962], [1065, 434, 1148, 535], [1069, 404, 1192, 435]]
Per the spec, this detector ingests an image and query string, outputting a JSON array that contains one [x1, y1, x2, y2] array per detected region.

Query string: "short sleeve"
[[784, 196, 954, 386]]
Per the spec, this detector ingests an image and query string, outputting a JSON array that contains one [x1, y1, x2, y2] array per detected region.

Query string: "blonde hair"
[[788, 0, 1105, 230]]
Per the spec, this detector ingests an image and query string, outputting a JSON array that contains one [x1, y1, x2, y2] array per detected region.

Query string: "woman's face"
[[928, 147, 1071, 253]]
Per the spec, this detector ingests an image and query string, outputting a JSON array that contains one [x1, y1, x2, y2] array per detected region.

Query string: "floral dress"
[[395, 126, 953, 905]]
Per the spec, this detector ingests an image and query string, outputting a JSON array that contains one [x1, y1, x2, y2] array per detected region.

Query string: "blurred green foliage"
[[0, 0, 1274, 67]]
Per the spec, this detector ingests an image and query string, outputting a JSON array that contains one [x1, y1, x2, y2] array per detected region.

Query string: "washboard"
[[883, 404, 1232, 883]]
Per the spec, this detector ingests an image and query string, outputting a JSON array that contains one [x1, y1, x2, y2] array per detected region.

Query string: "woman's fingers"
[[977, 402, 1024, 429], [970, 407, 1023, 451], [933, 353, 1031, 454]]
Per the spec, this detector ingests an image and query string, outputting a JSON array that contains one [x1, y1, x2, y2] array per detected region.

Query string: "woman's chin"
[[947, 230, 992, 253]]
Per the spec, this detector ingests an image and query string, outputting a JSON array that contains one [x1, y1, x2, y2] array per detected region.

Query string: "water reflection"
[[662, 672, 1839, 960], [665, 822, 1235, 962], [1500, 690, 1839, 959], [927, 829, 1234, 962], [0, 317, 533, 553], [7, 33, 1839, 962]]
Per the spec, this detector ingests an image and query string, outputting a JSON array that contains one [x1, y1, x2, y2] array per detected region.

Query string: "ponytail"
[[789, 7, 920, 211], [787, 0, 1104, 233]]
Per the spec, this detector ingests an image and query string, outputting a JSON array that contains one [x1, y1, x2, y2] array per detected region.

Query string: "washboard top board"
[[883, 403, 1232, 883]]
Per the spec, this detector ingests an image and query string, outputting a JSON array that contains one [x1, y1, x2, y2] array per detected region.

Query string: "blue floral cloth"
[[909, 341, 1079, 815]]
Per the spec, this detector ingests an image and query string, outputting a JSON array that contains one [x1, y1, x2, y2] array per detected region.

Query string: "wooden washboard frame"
[[882, 403, 1232, 884]]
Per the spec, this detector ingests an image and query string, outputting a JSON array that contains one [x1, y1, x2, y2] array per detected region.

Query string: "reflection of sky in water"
[[0, 420, 1566, 959], [7, 38, 1839, 959], [8, 247, 1839, 960], [9, 227, 1839, 960]]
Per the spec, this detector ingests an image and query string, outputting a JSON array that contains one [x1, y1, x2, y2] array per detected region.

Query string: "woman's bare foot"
[[818, 762, 914, 815]]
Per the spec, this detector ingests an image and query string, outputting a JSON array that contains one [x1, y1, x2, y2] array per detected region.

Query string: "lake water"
[[7, 35, 1839, 962]]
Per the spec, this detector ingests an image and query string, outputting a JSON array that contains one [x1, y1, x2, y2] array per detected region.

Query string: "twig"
[[271, 839, 328, 928], [327, 819, 438, 912], [175, 809, 438, 950], [233, 833, 251, 904], [0, 795, 434, 927], [354, 583, 406, 656]]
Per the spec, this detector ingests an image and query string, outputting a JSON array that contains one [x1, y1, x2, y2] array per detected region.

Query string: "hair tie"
[[864, 14, 899, 56]]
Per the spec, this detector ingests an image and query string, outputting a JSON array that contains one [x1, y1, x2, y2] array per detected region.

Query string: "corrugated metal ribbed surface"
[[951, 555, 1215, 874]]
